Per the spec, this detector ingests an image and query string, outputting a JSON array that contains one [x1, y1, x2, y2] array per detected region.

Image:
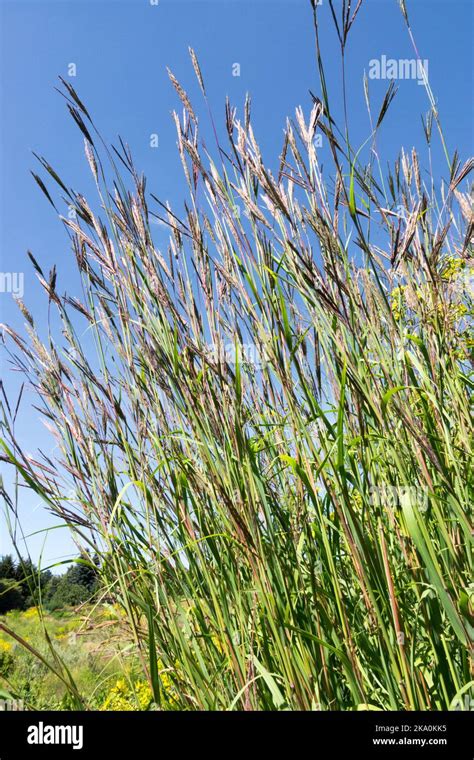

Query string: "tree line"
[[0, 554, 99, 613]]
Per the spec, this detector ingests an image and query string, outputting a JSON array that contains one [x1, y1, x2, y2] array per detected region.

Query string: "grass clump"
[[0, 1, 472, 710]]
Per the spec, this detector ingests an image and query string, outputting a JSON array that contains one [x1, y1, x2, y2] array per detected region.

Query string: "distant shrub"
[[46, 582, 92, 611], [0, 578, 25, 614]]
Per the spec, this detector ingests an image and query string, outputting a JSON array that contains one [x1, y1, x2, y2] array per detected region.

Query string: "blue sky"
[[0, 0, 472, 571]]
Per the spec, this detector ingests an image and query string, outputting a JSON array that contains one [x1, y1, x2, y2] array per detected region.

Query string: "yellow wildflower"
[[23, 606, 40, 619], [390, 286, 406, 321]]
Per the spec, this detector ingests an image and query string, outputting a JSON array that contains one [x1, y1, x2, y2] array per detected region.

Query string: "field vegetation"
[[0, 0, 472, 711]]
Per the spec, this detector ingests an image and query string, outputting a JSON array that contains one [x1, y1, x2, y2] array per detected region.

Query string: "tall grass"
[[1, 0, 472, 710]]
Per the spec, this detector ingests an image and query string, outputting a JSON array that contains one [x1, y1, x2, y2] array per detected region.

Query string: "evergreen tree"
[[0, 555, 16, 579], [0, 577, 24, 613]]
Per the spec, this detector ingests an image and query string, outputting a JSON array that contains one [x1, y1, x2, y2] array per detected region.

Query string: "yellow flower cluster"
[[100, 678, 153, 711], [23, 606, 40, 619], [389, 258, 473, 360], [440, 256, 467, 281], [390, 286, 406, 321], [159, 667, 177, 701], [0, 638, 14, 677], [100, 660, 179, 711]]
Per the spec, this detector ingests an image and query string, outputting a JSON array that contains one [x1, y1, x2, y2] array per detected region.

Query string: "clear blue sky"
[[0, 0, 472, 571]]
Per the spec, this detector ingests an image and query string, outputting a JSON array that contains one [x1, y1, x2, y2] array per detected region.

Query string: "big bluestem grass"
[[0, 1, 472, 710]]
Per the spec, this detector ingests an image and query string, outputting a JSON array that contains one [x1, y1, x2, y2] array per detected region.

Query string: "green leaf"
[[402, 498, 469, 647], [381, 385, 407, 414], [146, 608, 161, 707], [251, 657, 286, 709]]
